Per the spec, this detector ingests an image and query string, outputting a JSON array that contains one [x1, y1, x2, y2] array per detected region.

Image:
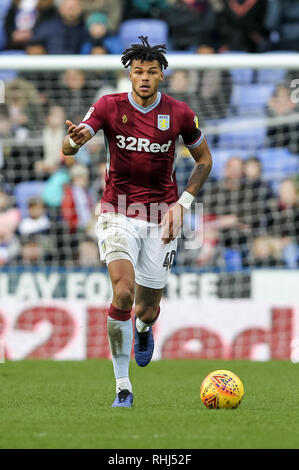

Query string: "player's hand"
[[66, 120, 90, 146], [160, 202, 185, 244]]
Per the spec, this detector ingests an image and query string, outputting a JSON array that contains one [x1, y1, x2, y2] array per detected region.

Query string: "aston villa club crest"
[[158, 115, 170, 131]]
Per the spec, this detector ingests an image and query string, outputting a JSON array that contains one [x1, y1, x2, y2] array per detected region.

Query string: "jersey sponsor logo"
[[158, 114, 170, 131], [116, 135, 172, 153], [82, 106, 95, 122], [194, 115, 199, 129]]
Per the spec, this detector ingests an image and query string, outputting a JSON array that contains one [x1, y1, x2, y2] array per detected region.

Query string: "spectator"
[[5, 77, 44, 137], [196, 45, 232, 119], [4, 0, 57, 51], [42, 156, 74, 208], [50, 69, 97, 124], [243, 157, 272, 195], [265, 178, 299, 267], [34, 0, 57, 25], [17, 234, 46, 265], [176, 212, 223, 267], [201, 156, 249, 255], [216, 0, 269, 52], [3, 78, 44, 184], [27, 0, 87, 54], [89, 43, 108, 55], [77, 237, 102, 266], [166, 70, 201, 115], [18, 196, 50, 236], [61, 163, 95, 233], [240, 156, 274, 231], [79, 0, 123, 32], [266, 83, 299, 154], [81, 12, 111, 55], [162, 0, 216, 51], [247, 234, 286, 268], [195, 40, 232, 120], [0, 186, 21, 265], [4, 0, 38, 50], [243, 156, 263, 182], [35, 105, 66, 176]]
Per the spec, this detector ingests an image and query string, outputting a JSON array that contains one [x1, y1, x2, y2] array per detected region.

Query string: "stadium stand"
[[0, 0, 298, 273]]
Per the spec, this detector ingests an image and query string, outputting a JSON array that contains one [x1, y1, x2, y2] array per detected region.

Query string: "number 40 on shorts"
[[163, 250, 176, 271]]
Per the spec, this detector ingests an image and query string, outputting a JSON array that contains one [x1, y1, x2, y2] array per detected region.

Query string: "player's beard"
[[133, 85, 157, 101]]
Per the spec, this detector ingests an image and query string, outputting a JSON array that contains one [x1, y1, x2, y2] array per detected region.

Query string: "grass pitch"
[[0, 359, 298, 449]]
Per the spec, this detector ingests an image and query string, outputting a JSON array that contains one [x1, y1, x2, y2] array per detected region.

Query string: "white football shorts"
[[96, 212, 177, 289]]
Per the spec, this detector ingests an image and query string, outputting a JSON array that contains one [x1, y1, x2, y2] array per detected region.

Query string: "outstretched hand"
[[66, 120, 90, 146], [160, 202, 185, 244]]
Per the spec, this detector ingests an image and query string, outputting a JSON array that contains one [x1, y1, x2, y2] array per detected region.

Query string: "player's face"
[[129, 60, 164, 102]]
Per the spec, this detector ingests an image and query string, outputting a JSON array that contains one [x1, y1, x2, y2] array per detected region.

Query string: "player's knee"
[[135, 305, 159, 323], [113, 280, 134, 310]]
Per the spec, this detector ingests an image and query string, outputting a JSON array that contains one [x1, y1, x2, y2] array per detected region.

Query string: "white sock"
[[116, 377, 132, 394], [136, 317, 151, 333], [107, 316, 133, 388]]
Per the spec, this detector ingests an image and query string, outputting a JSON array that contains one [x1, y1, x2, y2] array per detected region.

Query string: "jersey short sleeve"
[[180, 103, 204, 149], [79, 96, 107, 136]]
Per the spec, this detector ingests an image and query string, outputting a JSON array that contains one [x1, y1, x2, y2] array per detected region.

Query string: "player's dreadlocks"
[[121, 35, 168, 70]]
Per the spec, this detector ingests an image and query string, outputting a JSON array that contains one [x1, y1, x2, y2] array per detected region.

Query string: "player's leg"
[[96, 213, 140, 407], [108, 259, 135, 407], [135, 284, 163, 326], [134, 284, 163, 367], [133, 220, 178, 366]]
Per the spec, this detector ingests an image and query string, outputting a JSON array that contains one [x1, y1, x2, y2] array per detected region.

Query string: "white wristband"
[[178, 191, 194, 210], [69, 137, 80, 149]]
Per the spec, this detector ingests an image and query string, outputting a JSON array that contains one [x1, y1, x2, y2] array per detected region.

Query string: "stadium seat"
[[256, 68, 286, 84], [103, 34, 123, 54], [119, 19, 169, 49], [230, 68, 254, 85], [214, 117, 267, 150], [257, 147, 299, 188], [14, 181, 47, 217], [208, 148, 252, 180], [221, 51, 253, 84], [256, 51, 296, 84], [230, 84, 276, 116]]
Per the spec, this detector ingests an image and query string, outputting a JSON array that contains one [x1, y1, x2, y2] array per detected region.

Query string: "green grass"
[[0, 359, 298, 449]]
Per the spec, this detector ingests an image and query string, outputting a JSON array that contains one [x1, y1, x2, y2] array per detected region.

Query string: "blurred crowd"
[[0, 0, 299, 55], [177, 156, 299, 270], [0, 0, 299, 270]]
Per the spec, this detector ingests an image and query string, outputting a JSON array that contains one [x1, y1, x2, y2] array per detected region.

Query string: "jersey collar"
[[128, 91, 161, 114]]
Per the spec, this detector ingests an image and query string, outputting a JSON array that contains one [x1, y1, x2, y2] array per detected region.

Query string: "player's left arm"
[[161, 138, 212, 244], [184, 137, 213, 197]]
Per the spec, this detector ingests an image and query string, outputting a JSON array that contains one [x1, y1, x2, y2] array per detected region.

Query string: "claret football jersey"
[[80, 91, 204, 222]]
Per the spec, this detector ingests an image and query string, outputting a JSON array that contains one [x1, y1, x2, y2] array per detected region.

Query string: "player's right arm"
[[62, 120, 93, 156], [62, 97, 108, 156]]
